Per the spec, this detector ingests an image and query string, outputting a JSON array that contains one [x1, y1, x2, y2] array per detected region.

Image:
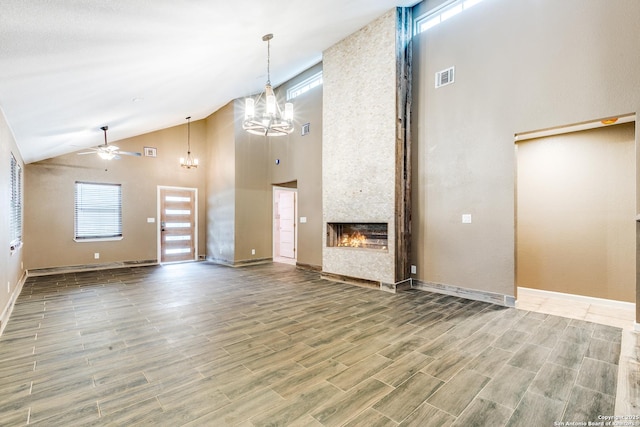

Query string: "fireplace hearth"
[[327, 222, 388, 251]]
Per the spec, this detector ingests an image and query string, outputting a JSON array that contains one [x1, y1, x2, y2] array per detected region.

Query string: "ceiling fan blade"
[[117, 151, 142, 157]]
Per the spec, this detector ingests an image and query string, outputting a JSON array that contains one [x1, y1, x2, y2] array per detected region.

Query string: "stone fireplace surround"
[[321, 8, 412, 292]]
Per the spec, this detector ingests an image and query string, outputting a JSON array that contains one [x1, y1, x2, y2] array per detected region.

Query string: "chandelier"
[[180, 116, 198, 169], [243, 34, 294, 137]]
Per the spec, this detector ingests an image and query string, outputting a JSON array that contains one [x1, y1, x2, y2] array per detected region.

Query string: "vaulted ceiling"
[[0, 0, 416, 163]]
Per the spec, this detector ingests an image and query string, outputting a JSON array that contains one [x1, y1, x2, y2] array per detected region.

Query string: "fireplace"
[[327, 222, 388, 251]]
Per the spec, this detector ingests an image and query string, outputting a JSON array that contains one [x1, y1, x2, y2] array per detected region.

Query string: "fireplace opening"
[[327, 222, 388, 250]]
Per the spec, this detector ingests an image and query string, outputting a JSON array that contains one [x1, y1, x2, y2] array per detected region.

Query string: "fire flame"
[[338, 232, 367, 248]]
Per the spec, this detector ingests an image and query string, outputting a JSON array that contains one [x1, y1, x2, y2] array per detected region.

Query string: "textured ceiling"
[[0, 0, 417, 163]]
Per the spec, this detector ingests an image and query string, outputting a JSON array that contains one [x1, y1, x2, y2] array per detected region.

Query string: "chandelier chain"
[[266, 37, 271, 85]]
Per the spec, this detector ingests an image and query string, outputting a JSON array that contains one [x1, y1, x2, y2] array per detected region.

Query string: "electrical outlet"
[[251, 249, 256, 255], [94, 253, 100, 259], [462, 214, 472, 224], [411, 265, 417, 274]]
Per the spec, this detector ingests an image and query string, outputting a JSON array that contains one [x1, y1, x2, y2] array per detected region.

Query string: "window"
[[415, 0, 487, 34], [9, 154, 22, 249], [74, 182, 122, 240], [286, 71, 323, 101]]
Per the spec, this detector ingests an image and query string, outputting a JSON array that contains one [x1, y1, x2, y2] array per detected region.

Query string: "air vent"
[[435, 66, 455, 88]]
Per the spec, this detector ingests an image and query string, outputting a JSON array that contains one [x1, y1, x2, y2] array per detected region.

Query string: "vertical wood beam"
[[395, 7, 413, 282]]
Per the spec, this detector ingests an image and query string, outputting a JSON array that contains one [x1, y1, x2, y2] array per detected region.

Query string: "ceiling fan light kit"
[[77, 125, 141, 160]]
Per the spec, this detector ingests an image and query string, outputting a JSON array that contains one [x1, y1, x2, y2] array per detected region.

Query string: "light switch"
[[462, 214, 472, 224], [300, 217, 307, 223]]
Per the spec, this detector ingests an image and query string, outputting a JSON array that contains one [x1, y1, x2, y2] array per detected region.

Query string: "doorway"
[[516, 121, 635, 303], [273, 187, 297, 265], [158, 186, 198, 263]]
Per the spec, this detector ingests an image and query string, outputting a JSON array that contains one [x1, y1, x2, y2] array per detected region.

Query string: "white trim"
[[517, 286, 636, 311], [74, 237, 123, 243], [514, 113, 635, 142]]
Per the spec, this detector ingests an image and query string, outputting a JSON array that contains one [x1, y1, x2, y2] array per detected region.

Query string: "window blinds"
[[74, 182, 122, 240], [10, 154, 22, 245]]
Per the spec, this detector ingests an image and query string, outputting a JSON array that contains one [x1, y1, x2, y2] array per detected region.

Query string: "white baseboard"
[[0, 271, 27, 338], [518, 286, 635, 311]]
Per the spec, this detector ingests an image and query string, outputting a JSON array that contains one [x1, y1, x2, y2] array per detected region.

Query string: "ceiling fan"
[[77, 126, 141, 160]]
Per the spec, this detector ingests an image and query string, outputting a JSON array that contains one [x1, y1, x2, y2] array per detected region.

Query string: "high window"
[[286, 71, 323, 101], [415, 0, 487, 34], [74, 182, 122, 241], [9, 153, 22, 249]]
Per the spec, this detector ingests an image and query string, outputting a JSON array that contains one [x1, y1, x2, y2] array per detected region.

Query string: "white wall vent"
[[435, 66, 455, 88]]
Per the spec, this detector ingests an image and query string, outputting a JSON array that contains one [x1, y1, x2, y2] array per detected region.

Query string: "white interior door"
[[273, 188, 297, 264], [278, 191, 296, 259]]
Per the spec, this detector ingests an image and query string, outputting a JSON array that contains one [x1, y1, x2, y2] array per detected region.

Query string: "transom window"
[[286, 71, 323, 101], [415, 0, 487, 34], [74, 182, 122, 241]]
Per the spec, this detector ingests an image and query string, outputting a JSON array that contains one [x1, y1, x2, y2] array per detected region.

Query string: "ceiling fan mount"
[[77, 125, 142, 160]]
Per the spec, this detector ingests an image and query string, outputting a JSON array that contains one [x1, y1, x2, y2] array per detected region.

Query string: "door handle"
[[161, 221, 166, 232]]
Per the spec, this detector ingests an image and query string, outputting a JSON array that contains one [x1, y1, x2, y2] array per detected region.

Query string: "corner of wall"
[[0, 270, 27, 338]]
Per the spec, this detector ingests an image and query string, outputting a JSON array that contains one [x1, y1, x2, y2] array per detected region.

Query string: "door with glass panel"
[[159, 187, 197, 263]]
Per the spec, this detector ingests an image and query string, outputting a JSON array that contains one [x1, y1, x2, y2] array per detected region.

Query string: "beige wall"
[[20, 62, 324, 273], [412, 0, 640, 299], [517, 123, 635, 302], [205, 102, 236, 264], [269, 63, 324, 268], [233, 98, 272, 263], [24, 121, 207, 270], [203, 64, 324, 268], [0, 108, 26, 331]]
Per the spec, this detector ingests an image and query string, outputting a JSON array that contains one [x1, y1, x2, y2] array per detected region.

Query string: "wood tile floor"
[[0, 262, 630, 426]]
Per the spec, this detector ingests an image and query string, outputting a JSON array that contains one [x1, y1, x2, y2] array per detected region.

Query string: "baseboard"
[[295, 262, 322, 272], [320, 272, 414, 294], [517, 287, 635, 311], [205, 257, 273, 267], [381, 278, 412, 293], [27, 259, 158, 277], [0, 270, 27, 338], [412, 279, 516, 307], [321, 272, 381, 289]]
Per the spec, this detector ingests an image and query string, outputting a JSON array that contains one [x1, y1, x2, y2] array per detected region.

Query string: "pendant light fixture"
[[180, 116, 198, 169], [243, 33, 294, 137]]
